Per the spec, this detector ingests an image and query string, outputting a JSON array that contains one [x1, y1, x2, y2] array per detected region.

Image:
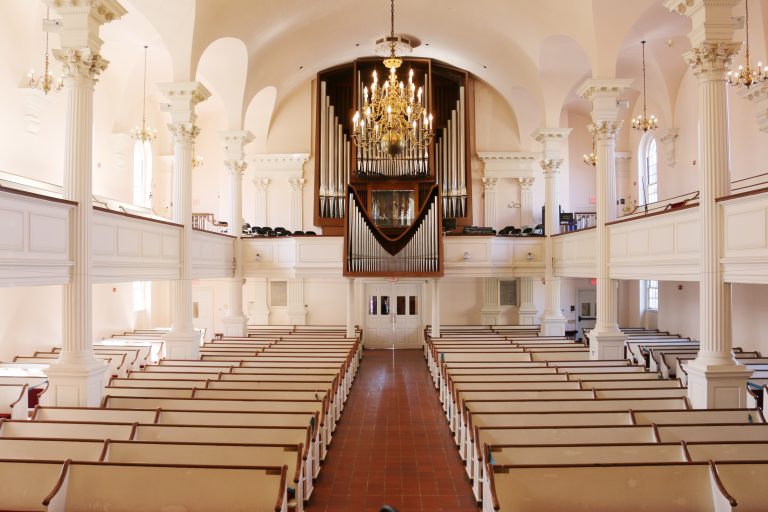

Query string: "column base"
[[685, 359, 753, 409], [587, 330, 626, 360], [248, 308, 271, 326], [222, 315, 248, 337], [164, 329, 201, 360], [540, 315, 566, 336], [42, 356, 109, 407], [480, 308, 502, 326], [518, 304, 538, 326]]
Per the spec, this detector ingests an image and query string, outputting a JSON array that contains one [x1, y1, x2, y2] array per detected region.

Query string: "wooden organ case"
[[314, 58, 474, 277]]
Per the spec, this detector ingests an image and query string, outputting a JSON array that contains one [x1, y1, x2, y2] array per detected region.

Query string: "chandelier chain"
[[632, 40, 658, 132], [727, 0, 767, 89]]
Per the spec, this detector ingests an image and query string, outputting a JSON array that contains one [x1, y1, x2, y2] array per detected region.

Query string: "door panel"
[[365, 282, 422, 349]]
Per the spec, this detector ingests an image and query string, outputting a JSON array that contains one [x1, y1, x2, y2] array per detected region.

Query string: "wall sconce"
[[463, 251, 470, 262], [255, 253, 262, 262], [526, 252, 533, 261], [507, 201, 521, 208]]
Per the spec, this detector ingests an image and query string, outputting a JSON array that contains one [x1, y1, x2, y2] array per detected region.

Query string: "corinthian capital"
[[54, 48, 108, 84], [684, 42, 742, 79], [589, 121, 623, 141], [540, 159, 563, 173], [168, 123, 200, 145], [226, 160, 248, 176], [518, 177, 535, 190], [481, 176, 498, 191], [289, 177, 306, 191]]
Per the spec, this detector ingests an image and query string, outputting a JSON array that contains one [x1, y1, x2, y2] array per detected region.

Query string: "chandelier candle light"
[[130, 46, 157, 142], [583, 134, 597, 167], [26, 8, 62, 95], [727, 0, 767, 89], [632, 41, 658, 133], [352, 0, 433, 158]]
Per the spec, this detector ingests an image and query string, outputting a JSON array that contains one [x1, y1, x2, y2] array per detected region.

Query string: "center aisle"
[[307, 349, 478, 512]]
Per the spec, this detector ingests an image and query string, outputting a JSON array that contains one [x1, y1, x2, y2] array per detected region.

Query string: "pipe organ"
[[315, 58, 473, 276]]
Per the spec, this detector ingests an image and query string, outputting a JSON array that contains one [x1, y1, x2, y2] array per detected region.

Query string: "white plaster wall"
[[567, 111, 597, 214], [732, 283, 768, 353], [657, 280, 699, 339]]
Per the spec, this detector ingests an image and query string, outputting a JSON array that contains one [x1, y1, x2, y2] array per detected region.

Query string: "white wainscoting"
[[721, 191, 768, 284], [608, 206, 700, 281], [444, 236, 544, 277], [91, 208, 181, 283], [190, 230, 235, 279], [0, 188, 73, 286], [553, 228, 596, 278]]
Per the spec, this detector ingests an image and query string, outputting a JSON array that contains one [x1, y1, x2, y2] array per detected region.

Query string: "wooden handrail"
[[708, 460, 738, 507]]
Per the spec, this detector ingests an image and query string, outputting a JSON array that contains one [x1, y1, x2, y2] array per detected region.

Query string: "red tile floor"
[[306, 349, 479, 512]]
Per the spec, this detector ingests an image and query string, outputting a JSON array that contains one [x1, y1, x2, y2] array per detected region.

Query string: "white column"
[[532, 128, 571, 336], [158, 82, 211, 359], [518, 276, 538, 325], [346, 278, 355, 337], [518, 177, 535, 227], [220, 131, 254, 337], [289, 177, 306, 232], [287, 278, 307, 325], [481, 177, 498, 229], [431, 278, 441, 338], [43, 0, 126, 407], [667, 0, 750, 408], [578, 79, 632, 359], [480, 277, 501, 325], [248, 277, 271, 325], [253, 178, 270, 227]]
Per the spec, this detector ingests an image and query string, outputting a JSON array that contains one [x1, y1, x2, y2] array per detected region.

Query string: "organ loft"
[[3, 0, 768, 510]]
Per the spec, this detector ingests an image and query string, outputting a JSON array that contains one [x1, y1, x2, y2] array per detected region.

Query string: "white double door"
[[364, 281, 423, 349]]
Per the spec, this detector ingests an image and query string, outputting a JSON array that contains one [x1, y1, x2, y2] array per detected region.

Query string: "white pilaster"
[[287, 277, 307, 325], [253, 178, 270, 227], [518, 177, 535, 227], [480, 277, 501, 325], [248, 277, 271, 325], [615, 152, 633, 217], [667, 0, 751, 408], [289, 177, 306, 232], [532, 128, 571, 336], [251, 153, 309, 230], [220, 130, 254, 337], [42, 0, 126, 407], [578, 79, 633, 359], [158, 81, 211, 359], [431, 278, 441, 338], [346, 278, 355, 338], [517, 276, 538, 325], [481, 177, 498, 229]]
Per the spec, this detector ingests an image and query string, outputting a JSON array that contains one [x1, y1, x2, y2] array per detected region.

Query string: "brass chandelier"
[[352, 0, 433, 158], [26, 8, 62, 95], [632, 41, 658, 133], [727, 0, 767, 89], [583, 134, 596, 167], [130, 46, 157, 142]]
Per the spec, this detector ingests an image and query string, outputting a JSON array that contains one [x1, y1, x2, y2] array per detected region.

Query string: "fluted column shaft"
[[226, 162, 246, 326], [169, 125, 198, 337], [59, 51, 104, 363], [541, 162, 563, 325], [431, 279, 441, 338], [688, 44, 739, 364], [519, 178, 535, 227], [592, 122, 621, 335], [518, 276, 537, 325], [346, 278, 355, 338]]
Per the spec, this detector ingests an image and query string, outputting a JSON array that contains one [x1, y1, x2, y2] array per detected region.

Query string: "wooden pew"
[[0, 438, 104, 461], [0, 459, 71, 511], [483, 462, 734, 512], [45, 461, 289, 512], [0, 383, 28, 419]]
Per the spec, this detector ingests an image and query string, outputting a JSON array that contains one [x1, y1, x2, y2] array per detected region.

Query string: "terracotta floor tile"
[[306, 349, 478, 512]]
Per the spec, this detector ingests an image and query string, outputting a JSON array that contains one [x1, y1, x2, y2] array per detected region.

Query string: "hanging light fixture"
[[352, 0, 433, 158], [130, 46, 157, 142], [583, 133, 597, 167], [192, 145, 204, 168], [727, 0, 767, 89], [26, 8, 63, 95], [632, 41, 658, 133]]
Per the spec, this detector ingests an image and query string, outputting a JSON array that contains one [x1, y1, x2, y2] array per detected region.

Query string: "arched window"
[[638, 133, 658, 205]]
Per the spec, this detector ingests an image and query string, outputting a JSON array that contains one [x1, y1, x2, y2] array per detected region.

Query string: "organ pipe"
[[319, 81, 352, 219]]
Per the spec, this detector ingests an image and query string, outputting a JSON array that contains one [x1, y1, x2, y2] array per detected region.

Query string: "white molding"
[[252, 153, 309, 180], [477, 152, 539, 179]]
